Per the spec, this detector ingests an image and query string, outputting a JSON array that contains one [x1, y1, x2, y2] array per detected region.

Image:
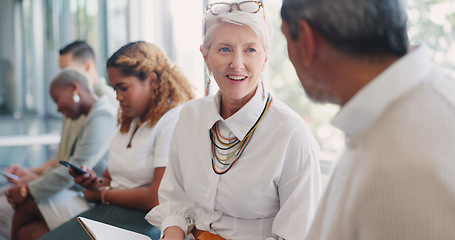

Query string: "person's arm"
[[145, 108, 197, 239], [82, 167, 165, 211], [145, 143, 195, 238], [28, 109, 116, 202], [5, 158, 58, 185], [29, 158, 58, 175], [4, 164, 40, 185], [272, 125, 322, 239]]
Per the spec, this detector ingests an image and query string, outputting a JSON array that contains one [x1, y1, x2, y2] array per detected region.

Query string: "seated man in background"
[[0, 40, 117, 239], [281, 0, 455, 239]]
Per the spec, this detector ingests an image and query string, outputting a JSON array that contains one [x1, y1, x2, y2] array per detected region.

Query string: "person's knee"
[[16, 221, 49, 240], [0, 195, 14, 239]]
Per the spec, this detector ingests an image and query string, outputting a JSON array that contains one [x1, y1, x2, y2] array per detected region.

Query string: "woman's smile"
[[227, 74, 247, 83]]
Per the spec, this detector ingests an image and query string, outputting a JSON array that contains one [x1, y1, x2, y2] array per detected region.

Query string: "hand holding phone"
[[59, 160, 103, 189], [59, 160, 88, 175], [0, 169, 20, 181]]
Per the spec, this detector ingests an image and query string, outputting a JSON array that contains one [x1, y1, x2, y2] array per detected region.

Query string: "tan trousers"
[[191, 228, 225, 240]]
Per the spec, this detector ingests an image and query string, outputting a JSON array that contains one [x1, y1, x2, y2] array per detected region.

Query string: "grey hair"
[[201, 10, 272, 54], [281, 0, 409, 57], [51, 66, 93, 92]]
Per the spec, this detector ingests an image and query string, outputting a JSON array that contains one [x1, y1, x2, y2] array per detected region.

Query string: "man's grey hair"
[[281, 0, 409, 58]]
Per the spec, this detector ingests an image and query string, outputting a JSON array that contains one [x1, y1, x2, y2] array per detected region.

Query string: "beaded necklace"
[[210, 93, 272, 175]]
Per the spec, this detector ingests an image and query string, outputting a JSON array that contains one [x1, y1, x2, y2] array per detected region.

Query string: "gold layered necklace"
[[210, 93, 272, 175]]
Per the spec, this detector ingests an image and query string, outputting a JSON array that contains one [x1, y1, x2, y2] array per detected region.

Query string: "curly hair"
[[106, 41, 195, 133]]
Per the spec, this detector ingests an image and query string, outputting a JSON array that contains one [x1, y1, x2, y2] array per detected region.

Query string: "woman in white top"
[[145, 2, 322, 240], [39, 41, 195, 240]]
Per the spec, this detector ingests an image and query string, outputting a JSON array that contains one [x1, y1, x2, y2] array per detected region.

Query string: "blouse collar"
[[203, 84, 268, 140]]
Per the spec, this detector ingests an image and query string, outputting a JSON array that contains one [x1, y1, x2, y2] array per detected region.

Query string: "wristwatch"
[[20, 184, 28, 198]]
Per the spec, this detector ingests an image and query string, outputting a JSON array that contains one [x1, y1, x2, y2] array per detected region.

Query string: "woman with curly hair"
[[39, 41, 195, 240]]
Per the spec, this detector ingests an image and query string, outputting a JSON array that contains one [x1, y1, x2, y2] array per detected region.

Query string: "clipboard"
[[77, 217, 151, 240]]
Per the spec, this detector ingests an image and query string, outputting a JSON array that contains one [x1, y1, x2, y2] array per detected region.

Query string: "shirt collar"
[[86, 95, 106, 119], [332, 45, 433, 138], [202, 85, 267, 140], [93, 77, 105, 92]]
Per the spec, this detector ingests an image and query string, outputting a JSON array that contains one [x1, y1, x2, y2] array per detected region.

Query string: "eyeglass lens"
[[238, 2, 261, 13], [209, 1, 261, 15], [210, 3, 231, 15]]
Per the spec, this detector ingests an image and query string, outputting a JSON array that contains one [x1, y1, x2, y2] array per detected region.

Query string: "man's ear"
[[84, 61, 91, 72], [297, 21, 316, 66]]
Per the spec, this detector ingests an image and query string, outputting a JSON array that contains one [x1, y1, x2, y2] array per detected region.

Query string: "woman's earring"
[[73, 91, 80, 103], [205, 72, 212, 97]]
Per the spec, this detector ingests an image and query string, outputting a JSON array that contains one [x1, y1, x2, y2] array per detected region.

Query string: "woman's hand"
[[4, 184, 29, 209], [5, 164, 40, 185], [70, 167, 101, 190], [162, 226, 185, 240]]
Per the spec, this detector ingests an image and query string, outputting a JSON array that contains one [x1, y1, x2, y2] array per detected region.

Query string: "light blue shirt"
[[29, 96, 117, 202]]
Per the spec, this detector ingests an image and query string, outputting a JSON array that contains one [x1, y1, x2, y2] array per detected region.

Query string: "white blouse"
[[108, 106, 181, 189], [146, 87, 322, 240]]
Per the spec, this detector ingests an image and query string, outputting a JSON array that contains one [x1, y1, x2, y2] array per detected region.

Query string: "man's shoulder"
[[87, 96, 117, 122], [94, 78, 118, 107]]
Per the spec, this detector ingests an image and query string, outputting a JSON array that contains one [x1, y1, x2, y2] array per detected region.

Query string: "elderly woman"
[[146, 1, 322, 240], [6, 67, 117, 240]]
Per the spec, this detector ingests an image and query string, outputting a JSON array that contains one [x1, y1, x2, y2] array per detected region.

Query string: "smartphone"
[[59, 160, 88, 175], [0, 169, 20, 181]]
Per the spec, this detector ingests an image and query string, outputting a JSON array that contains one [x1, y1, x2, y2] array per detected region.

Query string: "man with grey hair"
[[281, 0, 455, 239]]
